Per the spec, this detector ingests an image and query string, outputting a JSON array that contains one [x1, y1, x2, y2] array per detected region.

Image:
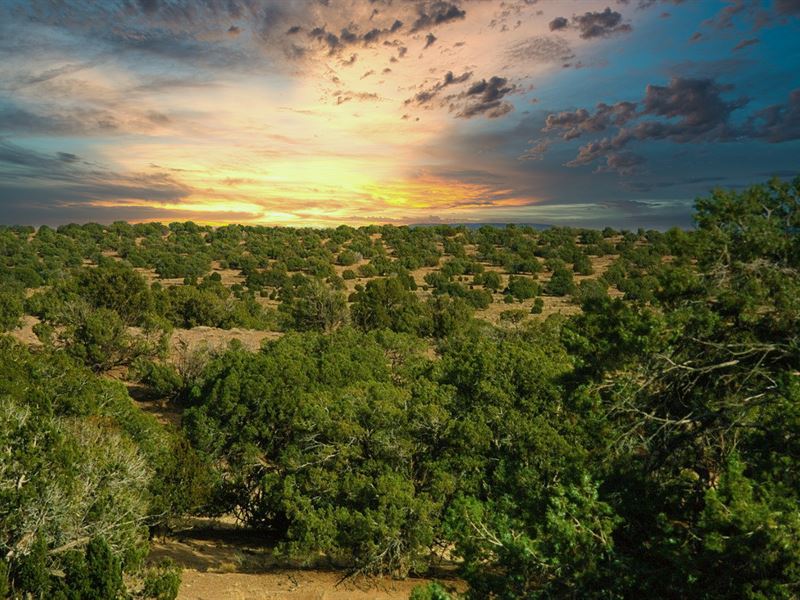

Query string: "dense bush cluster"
[[0, 338, 203, 597]]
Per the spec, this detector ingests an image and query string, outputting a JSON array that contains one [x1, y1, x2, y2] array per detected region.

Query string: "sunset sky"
[[0, 0, 798, 228]]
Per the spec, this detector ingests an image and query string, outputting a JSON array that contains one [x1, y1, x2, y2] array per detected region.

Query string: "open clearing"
[[151, 519, 462, 600]]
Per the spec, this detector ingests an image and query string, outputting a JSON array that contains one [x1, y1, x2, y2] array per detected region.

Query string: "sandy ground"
[[175, 570, 442, 600], [9, 314, 42, 345], [151, 519, 463, 600]]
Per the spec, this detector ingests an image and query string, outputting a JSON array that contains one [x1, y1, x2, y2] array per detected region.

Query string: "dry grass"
[[169, 326, 282, 355]]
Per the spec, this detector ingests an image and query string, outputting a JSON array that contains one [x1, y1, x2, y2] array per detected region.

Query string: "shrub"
[[544, 267, 575, 296], [505, 275, 539, 301], [141, 559, 182, 600], [0, 290, 24, 332]]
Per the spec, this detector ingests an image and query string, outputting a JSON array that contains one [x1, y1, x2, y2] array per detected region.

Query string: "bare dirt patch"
[[169, 327, 282, 355], [8, 315, 42, 346], [152, 519, 463, 600], [176, 570, 443, 600]]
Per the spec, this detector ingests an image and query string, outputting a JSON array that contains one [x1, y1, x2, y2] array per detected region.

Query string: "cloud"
[[0, 141, 191, 213], [640, 77, 746, 139], [410, 2, 467, 33], [533, 77, 761, 173], [505, 36, 574, 64], [775, 0, 800, 15], [702, 0, 771, 31], [544, 101, 637, 139], [744, 89, 800, 142], [404, 70, 472, 106], [733, 38, 759, 50], [594, 151, 645, 175], [0, 104, 122, 136], [457, 76, 516, 118], [424, 32, 438, 48], [57, 152, 80, 163], [548, 7, 632, 39], [572, 7, 632, 38], [518, 139, 551, 160]]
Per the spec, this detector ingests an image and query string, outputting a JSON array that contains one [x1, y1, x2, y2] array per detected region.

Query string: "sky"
[[0, 0, 798, 229]]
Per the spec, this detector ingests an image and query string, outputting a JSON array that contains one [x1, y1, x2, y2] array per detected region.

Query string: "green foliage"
[[572, 253, 594, 275], [183, 329, 442, 575], [140, 559, 182, 600], [132, 358, 184, 398], [1, 179, 799, 598], [59, 304, 136, 371], [0, 339, 191, 598], [286, 278, 348, 332], [409, 582, 455, 600], [474, 270, 501, 291], [0, 290, 24, 332], [544, 267, 575, 296], [351, 277, 425, 334], [499, 308, 527, 324], [504, 275, 539, 301], [75, 262, 153, 325]]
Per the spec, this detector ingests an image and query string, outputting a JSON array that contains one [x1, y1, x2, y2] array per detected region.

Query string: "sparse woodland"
[[1, 177, 799, 598]]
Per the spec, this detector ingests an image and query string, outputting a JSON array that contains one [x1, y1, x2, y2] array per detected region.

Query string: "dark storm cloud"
[[549, 16, 568, 31], [424, 33, 437, 48], [409, 2, 466, 33]]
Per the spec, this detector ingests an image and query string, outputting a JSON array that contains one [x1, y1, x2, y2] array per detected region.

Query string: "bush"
[[475, 270, 502, 291], [409, 582, 455, 600], [337, 249, 361, 266], [505, 275, 539, 301], [544, 267, 575, 296], [132, 359, 184, 398], [499, 309, 528, 324], [141, 559, 181, 600], [0, 290, 24, 332], [573, 253, 594, 275]]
